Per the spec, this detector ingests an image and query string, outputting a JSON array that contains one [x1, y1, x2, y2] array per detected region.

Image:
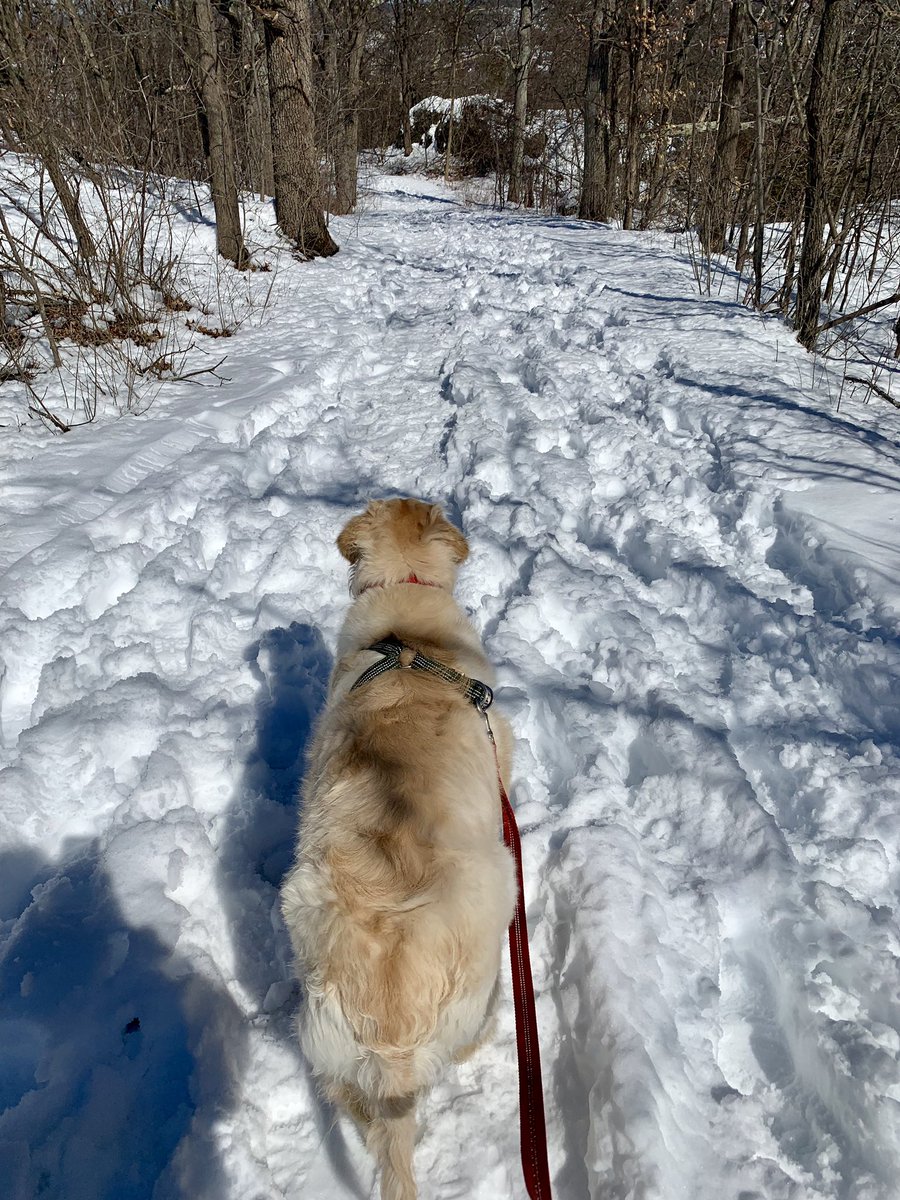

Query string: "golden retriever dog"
[[280, 498, 516, 1200]]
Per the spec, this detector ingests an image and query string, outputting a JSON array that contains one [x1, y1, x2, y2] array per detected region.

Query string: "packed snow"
[[1, 171, 899, 1200]]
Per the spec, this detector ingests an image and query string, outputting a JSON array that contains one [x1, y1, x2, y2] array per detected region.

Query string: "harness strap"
[[349, 634, 494, 711], [349, 636, 553, 1199]]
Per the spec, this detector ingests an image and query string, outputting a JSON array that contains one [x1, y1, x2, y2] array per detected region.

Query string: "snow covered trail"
[[2, 176, 899, 1200]]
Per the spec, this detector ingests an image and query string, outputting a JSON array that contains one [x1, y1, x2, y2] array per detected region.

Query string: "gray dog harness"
[[349, 633, 494, 712]]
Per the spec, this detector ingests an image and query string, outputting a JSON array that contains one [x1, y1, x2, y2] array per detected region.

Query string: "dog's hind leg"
[[451, 973, 502, 1064]]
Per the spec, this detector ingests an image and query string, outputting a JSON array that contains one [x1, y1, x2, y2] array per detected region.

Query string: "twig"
[[845, 373, 900, 408], [25, 383, 72, 431], [135, 353, 228, 383]]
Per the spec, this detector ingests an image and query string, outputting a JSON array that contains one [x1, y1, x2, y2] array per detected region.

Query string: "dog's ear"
[[337, 513, 367, 563], [428, 505, 469, 564]]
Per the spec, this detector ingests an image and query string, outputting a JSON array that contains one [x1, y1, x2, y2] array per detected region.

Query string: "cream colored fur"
[[280, 499, 516, 1200]]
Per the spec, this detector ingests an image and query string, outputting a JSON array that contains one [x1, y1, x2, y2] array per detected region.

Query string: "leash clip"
[[468, 680, 494, 712], [480, 708, 496, 745]]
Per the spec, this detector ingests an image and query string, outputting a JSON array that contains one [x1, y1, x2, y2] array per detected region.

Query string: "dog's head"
[[337, 499, 469, 596]]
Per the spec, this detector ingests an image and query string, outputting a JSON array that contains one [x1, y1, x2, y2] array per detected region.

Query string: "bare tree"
[[747, 5, 767, 310], [316, 0, 373, 214], [234, 2, 276, 201], [620, 0, 649, 230], [0, 6, 98, 267], [391, 0, 417, 156], [795, 0, 849, 349], [702, 0, 748, 253], [579, 0, 613, 221], [254, 0, 338, 257], [508, 0, 533, 204], [441, 0, 472, 183], [194, 0, 249, 266]]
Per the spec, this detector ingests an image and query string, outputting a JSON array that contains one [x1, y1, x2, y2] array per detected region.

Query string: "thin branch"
[[845, 374, 899, 408], [818, 290, 900, 334]]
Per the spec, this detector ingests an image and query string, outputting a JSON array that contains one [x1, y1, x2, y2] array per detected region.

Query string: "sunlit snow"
[[1, 172, 899, 1200]]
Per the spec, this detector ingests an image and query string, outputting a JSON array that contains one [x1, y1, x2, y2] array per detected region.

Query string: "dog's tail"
[[327, 1081, 418, 1200], [367, 1093, 417, 1200]]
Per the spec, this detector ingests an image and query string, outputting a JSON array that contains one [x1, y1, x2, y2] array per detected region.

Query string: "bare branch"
[[818, 290, 900, 334]]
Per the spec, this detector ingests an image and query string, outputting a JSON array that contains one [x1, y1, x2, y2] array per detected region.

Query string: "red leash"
[[496, 763, 553, 1200]]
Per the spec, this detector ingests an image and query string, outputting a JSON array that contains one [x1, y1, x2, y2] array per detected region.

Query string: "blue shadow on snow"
[[220, 622, 370, 1199], [0, 841, 240, 1200]]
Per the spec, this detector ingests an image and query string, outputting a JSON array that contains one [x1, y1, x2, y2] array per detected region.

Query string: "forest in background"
[[1, 0, 899, 422]]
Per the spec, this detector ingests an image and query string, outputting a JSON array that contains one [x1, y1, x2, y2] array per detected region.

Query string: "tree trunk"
[[703, 0, 748, 253], [44, 152, 99, 265], [259, 0, 338, 258], [443, 7, 464, 183], [242, 6, 275, 200], [316, 0, 368, 215], [579, 0, 611, 221], [746, 4, 768, 310], [333, 95, 360, 213], [508, 0, 532, 205], [621, 59, 638, 228], [795, 0, 847, 350], [194, 0, 248, 267], [317, 0, 341, 202], [0, 11, 97, 266], [392, 0, 414, 156], [604, 44, 621, 217], [60, 0, 115, 124], [621, 1, 648, 231], [640, 12, 701, 228], [334, 4, 367, 214]]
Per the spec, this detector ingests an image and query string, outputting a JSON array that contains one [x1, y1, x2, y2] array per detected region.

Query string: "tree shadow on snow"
[[677, 374, 900, 459], [0, 840, 241, 1200], [219, 621, 369, 1198]]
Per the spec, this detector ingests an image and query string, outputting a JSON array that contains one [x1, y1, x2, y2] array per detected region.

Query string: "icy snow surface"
[[2, 174, 900, 1200]]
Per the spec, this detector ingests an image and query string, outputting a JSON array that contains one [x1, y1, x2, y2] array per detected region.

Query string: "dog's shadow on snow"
[[222, 622, 370, 1198], [0, 626, 366, 1200]]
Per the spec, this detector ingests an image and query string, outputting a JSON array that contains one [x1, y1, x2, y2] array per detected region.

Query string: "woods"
[[1, 0, 899, 417]]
